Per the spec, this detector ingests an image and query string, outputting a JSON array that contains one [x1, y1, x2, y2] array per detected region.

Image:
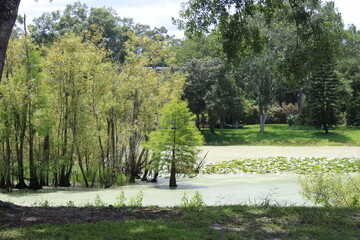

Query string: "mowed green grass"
[[202, 124, 360, 146], [2, 206, 359, 240]]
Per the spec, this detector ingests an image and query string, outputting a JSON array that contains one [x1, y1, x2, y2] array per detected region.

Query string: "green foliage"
[[180, 191, 205, 208], [128, 190, 144, 207], [114, 191, 126, 208], [93, 194, 106, 208], [172, 34, 221, 65], [115, 173, 128, 186], [238, 52, 284, 133], [204, 157, 360, 175], [339, 26, 360, 127], [30, 2, 170, 63], [308, 62, 341, 133], [299, 173, 360, 207], [267, 103, 298, 124], [148, 99, 204, 183], [114, 190, 144, 208]]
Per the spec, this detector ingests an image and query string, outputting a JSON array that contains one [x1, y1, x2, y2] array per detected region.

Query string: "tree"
[[176, 0, 323, 61], [0, 0, 21, 81], [239, 52, 281, 133], [43, 32, 111, 187], [30, 2, 173, 64], [182, 57, 243, 133], [119, 32, 185, 184], [172, 34, 221, 65], [148, 99, 204, 187], [308, 61, 340, 133], [177, 0, 345, 117], [182, 58, 223, 131], [339, 26, 360, 127]]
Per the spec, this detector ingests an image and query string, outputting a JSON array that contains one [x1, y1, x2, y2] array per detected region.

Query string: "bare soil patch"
[[0, 203, 179, 229]]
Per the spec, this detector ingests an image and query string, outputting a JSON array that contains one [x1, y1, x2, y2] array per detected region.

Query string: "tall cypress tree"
[[309, 61, 340, 133]]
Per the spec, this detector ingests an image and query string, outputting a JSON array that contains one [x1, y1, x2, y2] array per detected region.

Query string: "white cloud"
[[327, 0, 360, 29]]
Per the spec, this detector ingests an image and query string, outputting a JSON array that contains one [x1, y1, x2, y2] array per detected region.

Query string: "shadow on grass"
[[312, 132, 354, 143], [202, 125, 355, 146], [4, 206, 359, 240]]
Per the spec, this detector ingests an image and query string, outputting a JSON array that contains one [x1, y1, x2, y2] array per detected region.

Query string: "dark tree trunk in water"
[[150, 172, 159, 182], [129, 135, 137, 184], [40, 134, 50, 186], [59, 166, 71, 187], [141, 169, 149, 181], [4, 136, 12, 192], [169, 161, 177, 187], [14, 111, 27, 189], [78, 148, 89, 188], [0, 0, 21, 81], [28, 128, 41, 190]]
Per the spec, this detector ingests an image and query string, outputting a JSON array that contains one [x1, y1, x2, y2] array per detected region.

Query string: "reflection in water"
[[0, 174, 310, 207]]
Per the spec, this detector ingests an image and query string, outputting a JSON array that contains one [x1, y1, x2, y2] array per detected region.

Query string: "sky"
[[18, 0, 360, 39]]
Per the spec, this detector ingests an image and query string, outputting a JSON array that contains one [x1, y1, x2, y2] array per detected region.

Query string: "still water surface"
[[0, 174, 310, 207]]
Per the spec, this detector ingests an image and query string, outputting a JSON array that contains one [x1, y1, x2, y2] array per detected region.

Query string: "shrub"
[[267, 103, 298, 124], [299, 173, 360, 207]]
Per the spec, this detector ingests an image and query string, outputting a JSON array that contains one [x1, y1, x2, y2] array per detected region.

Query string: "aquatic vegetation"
[[204, 157, 360, 174]]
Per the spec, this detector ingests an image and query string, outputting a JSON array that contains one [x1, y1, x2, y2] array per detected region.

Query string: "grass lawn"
[[202, 124, 360, 146], [1, 206, 359, 240]]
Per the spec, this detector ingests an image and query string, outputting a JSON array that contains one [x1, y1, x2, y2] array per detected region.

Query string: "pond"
[[0, 174, 310, 207]]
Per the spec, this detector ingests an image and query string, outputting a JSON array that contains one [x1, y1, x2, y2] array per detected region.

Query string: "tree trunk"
[[59, 166, 71, 187], [14, 113, 27, 189], [297, 88, 304, 114], [28, 127, 41, 190], [0, 0, 21, 81], [219, 120, 224, 135], [259, 114, 267, 133], [129, 91, 140, 184], [40, 134, 50, 186], [209, 111, 215, 134], [150, 172, 159, 182], [141, 169, 149, 181], [77, 148, 89, 188], [4, 135, 12, 192], [129, 134, 138, 184], [169, 161, 177, 187], [196, 114, 200, 130]]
